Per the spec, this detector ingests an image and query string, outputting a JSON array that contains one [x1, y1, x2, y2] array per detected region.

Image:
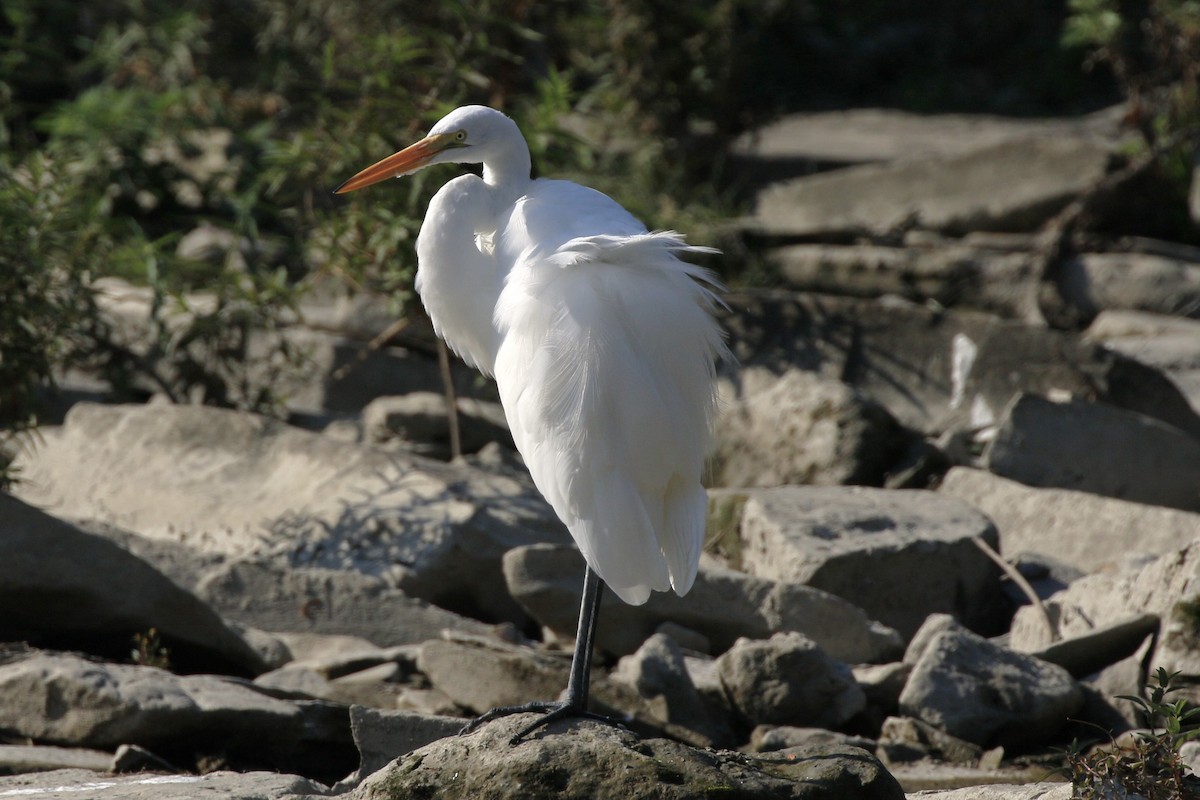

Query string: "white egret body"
[[336, 105, 726, 737]]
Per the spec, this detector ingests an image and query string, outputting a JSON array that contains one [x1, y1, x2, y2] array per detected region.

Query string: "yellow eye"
[[455, 130, 467, 142]]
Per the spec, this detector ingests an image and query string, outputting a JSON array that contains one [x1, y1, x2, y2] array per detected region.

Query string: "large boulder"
[[982, 393, 1200, 512], [749, 135, 1112, 239], [10, 402, 568, 624], [0, 494, 264, 676], [899, 619, 1084, 748], [726, 486, 1004, 638], [939, 467, 1200, 571], [348, 714, 905, 800]]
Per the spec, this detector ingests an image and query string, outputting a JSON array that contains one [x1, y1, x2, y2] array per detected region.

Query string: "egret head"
[[334, 105, 522, 194]]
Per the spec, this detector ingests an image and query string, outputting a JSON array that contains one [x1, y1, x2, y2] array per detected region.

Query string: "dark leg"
[[459, 565, 619, 743]]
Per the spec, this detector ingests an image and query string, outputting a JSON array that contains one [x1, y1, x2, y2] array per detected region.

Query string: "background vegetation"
[[0, 0, 1160, 477]]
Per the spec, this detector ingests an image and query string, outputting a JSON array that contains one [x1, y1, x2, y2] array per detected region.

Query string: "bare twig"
[[972, 536, 1058, 644]]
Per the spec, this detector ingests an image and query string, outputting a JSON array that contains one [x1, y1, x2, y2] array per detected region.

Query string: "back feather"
[[493, 182, 727, 604]]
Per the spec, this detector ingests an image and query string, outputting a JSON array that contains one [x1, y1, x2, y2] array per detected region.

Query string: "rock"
[[769, 240, 1041, 320], [905, 783, 1071, 800], [362, 392, 511, 457], [982, 393, 1200, 512], [109, 743, 180, 774], [1086, 309, 1200, 413], [939, 467, 1200, 571], [723, 291, 1200, 441], [342, 706, 463, 786], [267, 631, 402, 674], [416, 637, 570, 717], [348, 714, 905, 800], [1008, 539, 1200, 679], [0, 768, 328, 799], [715, 633, 865, 730], [0, 743, 113, 774], [730, 107, 1123, 181], [749, 725, 876, 754], [712, 368, 912, 488], [749, 136, 1112, 239], [903, 614, 968, 665], [0, 494, 265, 676], [898, 623, 1084, 748], [11, 402, 568, 624], [609, 633, 729, 745], [877, 716, 983, 765], [194, 558, 494, 646], [1055, 251, 1200, 322], [504, 543, 903, 664], [1031, 614, 1159, 679], [730, 486, 1004, 638], [0, 647, 356, 782]]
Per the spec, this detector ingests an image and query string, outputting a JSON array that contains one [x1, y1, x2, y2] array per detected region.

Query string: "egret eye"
[[454, 130, 467, 143]]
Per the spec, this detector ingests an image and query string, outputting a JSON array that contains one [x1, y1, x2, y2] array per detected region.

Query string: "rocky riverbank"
[[3, 107, 1200, 799]]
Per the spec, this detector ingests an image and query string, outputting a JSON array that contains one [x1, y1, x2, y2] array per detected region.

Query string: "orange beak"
[[334, 133, 451, 194]]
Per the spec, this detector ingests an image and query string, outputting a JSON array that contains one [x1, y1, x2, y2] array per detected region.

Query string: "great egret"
[[335, 105, 727, 741]]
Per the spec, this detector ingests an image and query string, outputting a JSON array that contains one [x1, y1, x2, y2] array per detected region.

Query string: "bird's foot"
[[459, 700, 623, 744]]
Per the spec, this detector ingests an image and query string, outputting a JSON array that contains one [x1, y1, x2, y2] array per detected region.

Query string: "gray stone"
[[610, 633, 730, 745], [1032, 614, 1159, 679], [731, 107, 1123, 175], [348, 714, 905, 800], [416, 637, 570, 717], [504, 543, 903, 664], [712, 368, 912, 488], [732, 486, 1003, 638], [715, 633, 865, 730], [0, 768, 328, 799], [0, 743, 112, 774], [1055, 251, 1200, 321], [749, 726, 876, 754], [982, 393, 1200, 512], [109, 743, 179, 774], [1008, 538, 1200, 679], [903, 614, 968, 665], [0, 494, 265, 676], [11, 402, 568, 624], [939, 467, 1200, 571], [750, 136, 1112, 239], [1086, 309, 1200, 414], [362, 392, 511, 456], [877, 716, 983, 765], [194, 558, 493, 646], [905, 785, 1071, 800], [898, 625, 1084, 748], [342, 706, 462, 785], [769, 242, 1040, 321], [0, 647, 355, 782], [723, 291, 1200, 441]]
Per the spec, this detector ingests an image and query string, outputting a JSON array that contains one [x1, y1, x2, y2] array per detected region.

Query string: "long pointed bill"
[[334, 133, 450, 194]]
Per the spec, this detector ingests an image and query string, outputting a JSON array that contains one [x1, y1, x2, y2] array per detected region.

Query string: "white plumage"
[[338, 105, 727, 608]]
